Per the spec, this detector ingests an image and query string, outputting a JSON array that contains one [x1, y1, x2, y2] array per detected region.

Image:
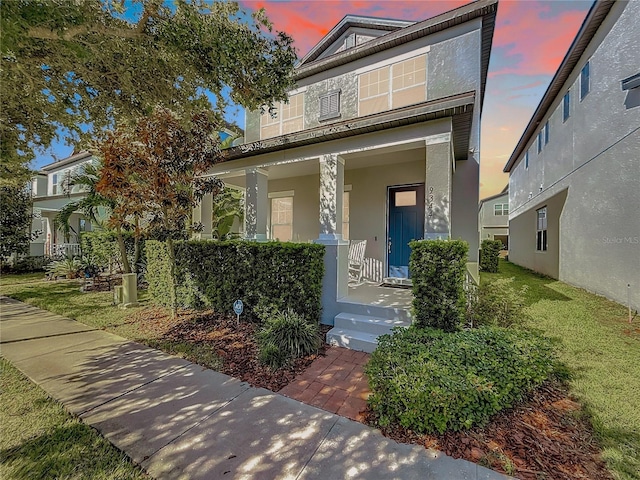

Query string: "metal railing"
[[50, 243, 81, 257]]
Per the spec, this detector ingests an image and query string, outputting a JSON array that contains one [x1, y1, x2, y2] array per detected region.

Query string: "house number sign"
[[427, 186, 434, 218], [233, 299, 243, 327]]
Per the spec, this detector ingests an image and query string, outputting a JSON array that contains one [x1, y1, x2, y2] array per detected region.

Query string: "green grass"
[[482, 260, 640, 480], [0, 358, 147, 480], [0, 272, 47, 286]]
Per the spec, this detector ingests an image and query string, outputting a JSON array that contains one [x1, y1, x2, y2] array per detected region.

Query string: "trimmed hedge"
[[145, 240, 325, 321], [409, 240, 468, 331], [365, 326, 554, 434], [80, 231, 144, 271], [480, 239, 502, 273]]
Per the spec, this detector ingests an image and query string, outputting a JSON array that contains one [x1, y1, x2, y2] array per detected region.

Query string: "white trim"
[[344, 184, 353, 192], [354, 45, 431, 75], [268, 190, 295, 199], [288, 86, 308, 96], [425, 133, 451, 145]]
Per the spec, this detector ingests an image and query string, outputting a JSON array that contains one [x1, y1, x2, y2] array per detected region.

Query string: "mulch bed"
[[129, 307, 329, 392], [127, 307, 611, 479], [363, 381, 611, 480]]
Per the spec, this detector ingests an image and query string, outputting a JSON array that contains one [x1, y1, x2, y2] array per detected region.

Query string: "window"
[[270, 196, 293, 241], [525, 150, 529, 169], [536, 207, 547, 251], [260, 93, 304, 139], [563, 91, 570, 122], [319, 90, 341, 121], [580, 61, 590, 100], [358, 54, 426, 115], [79, 219, 87, 232], [537, 131, 543, 153], [494, 203, 509, 216], [343, 190, 350, 240], [359, 66, 390, 116], [391, 55, 426, 109], [544, 121, 549, 145], [51, 173, 58, 195]]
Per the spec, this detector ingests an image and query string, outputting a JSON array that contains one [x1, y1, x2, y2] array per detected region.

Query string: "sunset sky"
[[34, 0, 593, 199]]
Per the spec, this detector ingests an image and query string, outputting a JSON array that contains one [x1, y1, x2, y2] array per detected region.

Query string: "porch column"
[[315, 154, 349, 325], [193, 193, 214, 239], [318, 153, 344, 240], [425, 134, 453, 239], [244, 168, 269, 241]]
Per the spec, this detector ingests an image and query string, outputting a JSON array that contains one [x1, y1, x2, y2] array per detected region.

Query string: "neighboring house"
[[30, 151, 96, 257], [504, 0, 640, 311], [196, 0, 498, 340], [478, 185, 508, 249]]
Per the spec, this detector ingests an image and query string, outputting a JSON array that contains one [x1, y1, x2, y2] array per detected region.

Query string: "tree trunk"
[[133, 217, 141, 275], [166, 237, 178, 319], [115, 225, 131, 273]]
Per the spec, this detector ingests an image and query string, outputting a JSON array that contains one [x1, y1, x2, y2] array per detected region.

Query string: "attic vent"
[[345, 33, 356, 50], [319, 90, 341, 121]]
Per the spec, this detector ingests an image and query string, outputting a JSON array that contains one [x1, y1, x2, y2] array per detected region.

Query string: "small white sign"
[[233, 300, 243, 315]]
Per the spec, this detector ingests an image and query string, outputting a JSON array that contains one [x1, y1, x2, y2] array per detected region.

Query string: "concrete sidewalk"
[[0, 296, 508, 480]]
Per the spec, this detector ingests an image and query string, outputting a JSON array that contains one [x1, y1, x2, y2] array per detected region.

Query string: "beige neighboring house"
[[29, 151, 95, 257], [194, 1, 498, 349], [478, 185, 508, 249], [504, 0, 640, 311]]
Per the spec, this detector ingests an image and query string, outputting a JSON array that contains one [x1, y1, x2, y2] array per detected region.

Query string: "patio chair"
[[348, 239, 367, 285]]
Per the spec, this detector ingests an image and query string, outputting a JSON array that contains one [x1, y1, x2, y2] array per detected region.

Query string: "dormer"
[[40, 151, 94, 197], [299, 15, 414, 66]]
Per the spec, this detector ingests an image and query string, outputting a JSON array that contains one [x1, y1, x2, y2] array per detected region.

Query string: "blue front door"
[[388, 184, 425, 278]]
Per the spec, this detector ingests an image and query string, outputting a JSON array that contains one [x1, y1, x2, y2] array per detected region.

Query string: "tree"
[[0, 186, 33, 260], [1, 0, 297, 186], [96, 106, 223, 317]]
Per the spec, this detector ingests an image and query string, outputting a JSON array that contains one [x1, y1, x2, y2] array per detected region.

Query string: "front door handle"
[[388, 239, 392, 254]]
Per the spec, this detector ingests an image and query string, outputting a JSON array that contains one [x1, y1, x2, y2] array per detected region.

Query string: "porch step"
[[336, 301, 413, 322], [334, 312, 409, 336], [326, 328, 379, 354]]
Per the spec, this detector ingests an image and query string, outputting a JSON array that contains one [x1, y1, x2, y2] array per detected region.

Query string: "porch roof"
[[224, 91, 475, 163]]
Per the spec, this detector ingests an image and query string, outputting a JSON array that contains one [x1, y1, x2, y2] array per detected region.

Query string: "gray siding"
[[508, 0, 640, 309]]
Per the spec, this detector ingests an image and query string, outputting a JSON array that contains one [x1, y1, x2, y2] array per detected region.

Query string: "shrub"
[[80, 231, 144, 272], [145, 240, 324, 321], [10, 256, 51, 273], [410, 240, 468, 331], [45, 256, 84, 279], [365, 326, 554, 434], [480, 239, 502, 273], [467, 277, 529, 328], [256, 309, 321, 369]]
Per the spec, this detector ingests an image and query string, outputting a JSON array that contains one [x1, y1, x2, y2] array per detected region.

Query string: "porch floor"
[[343, 281, 413, 310]]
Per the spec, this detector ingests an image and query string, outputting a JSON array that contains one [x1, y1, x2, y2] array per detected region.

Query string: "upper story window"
[[358, 54, 426, 116], [544, 121, 550, 145], [537, 131, 543, 153], [319, 90, 341, 121], [51, 173, 59, 195], [563, 91, 570, 122], [580, 61, 590, 100], [494, 203, 509, 216], [260, 93, 304, 140]]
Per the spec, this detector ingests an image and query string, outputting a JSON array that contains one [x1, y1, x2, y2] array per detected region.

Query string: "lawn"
[[0, 271, 47, 286], [0, 358, 147, 479], [482, 259, 640, 480]]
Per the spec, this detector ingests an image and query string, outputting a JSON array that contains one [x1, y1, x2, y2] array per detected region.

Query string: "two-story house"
[[30, 151, 95, 257], [478, 185, 509, 249], [504, 0, 639, 311], [194, 1, 497, 349]]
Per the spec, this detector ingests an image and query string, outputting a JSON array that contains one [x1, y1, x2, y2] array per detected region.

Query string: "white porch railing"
[[49, 243, 81, 257]]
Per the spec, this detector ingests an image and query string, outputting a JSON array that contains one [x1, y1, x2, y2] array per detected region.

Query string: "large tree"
[[0, 186, 33, 259], [1, 0, 297, 185]]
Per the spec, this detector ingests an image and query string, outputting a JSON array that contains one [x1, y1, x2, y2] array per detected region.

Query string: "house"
[[478, 185, 509, 249], [29, 151, 96, 257], [195, 0, 498, 349], [504, 0, 640, 311]]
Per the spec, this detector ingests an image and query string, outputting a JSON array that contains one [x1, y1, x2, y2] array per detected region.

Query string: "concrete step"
[[326, 328, 379, 353], [336, 300, 413, 322], [334, 312, 410, 336]]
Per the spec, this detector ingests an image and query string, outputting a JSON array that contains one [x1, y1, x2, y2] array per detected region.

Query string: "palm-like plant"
[[211, 187, 244, 240]]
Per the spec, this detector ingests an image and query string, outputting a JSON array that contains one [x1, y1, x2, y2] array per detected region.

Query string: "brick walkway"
[[278, 346, 371, 421]]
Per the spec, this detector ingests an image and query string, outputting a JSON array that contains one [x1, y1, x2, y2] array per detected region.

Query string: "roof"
[[299, 15, 414, 67], [225, 92, 475, 162], [295, 0, 498, 109], [41, 151, 93, 171], [503, 0, 615, 173], [479, 187, 509, 207]]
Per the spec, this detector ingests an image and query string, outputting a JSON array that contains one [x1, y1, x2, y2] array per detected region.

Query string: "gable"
[[299, 15, 413, 67]]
